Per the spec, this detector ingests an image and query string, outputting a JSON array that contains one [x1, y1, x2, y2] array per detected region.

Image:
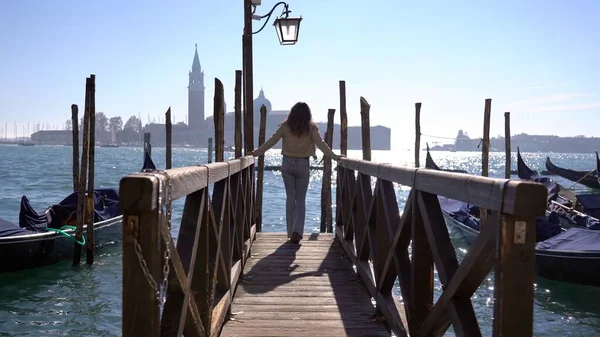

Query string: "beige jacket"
[[254, 122, 340, 160]]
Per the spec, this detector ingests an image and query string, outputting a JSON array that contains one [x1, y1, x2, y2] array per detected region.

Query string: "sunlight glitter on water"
[[0, 146, 599, 336]]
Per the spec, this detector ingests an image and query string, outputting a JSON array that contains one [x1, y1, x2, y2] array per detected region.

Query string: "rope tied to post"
[[45, 225, 86, 246]]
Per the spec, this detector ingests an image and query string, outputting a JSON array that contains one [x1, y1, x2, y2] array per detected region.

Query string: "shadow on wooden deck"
[[219, 232, 391, 337]]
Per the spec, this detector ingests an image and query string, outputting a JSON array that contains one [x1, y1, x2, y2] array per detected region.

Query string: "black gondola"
[[0, 151, 158, 273], [427, 147, 600, 287], [545, 155, 600, 190]]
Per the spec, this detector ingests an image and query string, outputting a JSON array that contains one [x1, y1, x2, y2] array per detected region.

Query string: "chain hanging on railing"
[[132, 169, 173, 309]]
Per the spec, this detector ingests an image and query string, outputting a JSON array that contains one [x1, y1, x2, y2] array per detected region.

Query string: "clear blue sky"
[[1, 0, 599, 148]]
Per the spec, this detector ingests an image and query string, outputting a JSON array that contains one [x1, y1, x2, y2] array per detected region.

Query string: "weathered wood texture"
[[415, 102, 421, 168], [320, 109, 335, 233], [121, 156, 256, 337], [86, 74, 96, 265], [219, 233, 390, 337], [214, 78, 225, 162], [335, 157, 547, 337], [74, 76, 92, 266], [359, 97, 371, 161]]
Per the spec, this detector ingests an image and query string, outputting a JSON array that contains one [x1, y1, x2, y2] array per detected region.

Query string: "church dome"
[[253, 88, 272, 113]]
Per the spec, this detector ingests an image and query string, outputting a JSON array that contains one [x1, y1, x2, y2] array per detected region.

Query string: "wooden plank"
[[121, 177, 162, 337], [337, 158, 547, 216], [492, 214, 536, 336], [220, 232, 390, 337]]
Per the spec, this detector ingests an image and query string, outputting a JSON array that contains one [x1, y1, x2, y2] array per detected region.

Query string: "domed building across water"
[[206, 87, 391, 151]]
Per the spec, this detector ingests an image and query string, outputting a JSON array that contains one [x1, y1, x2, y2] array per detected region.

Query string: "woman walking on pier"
[[251, 102, 343, 244]]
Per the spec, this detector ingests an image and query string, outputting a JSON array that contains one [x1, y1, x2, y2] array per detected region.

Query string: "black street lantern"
[[273, 16, 302, 45], [251, 1, 302, 45]]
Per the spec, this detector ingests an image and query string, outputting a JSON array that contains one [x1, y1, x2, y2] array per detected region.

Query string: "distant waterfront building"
[[205, 88, 392, 151], [187, 44, 205, 130], [30, 45, 391, 149]]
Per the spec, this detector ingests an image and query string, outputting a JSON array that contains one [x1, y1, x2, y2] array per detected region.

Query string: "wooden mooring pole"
[[481, 98, 492, 227], [165, 107, 172, 169], [208, 138, 213, 163], [415, 102, 422, 168], [360, 97, 371, 161], [339, 81, 348, 156], [321, 108, 335, 233], [234, 70, 243, 158], [214, 78, 225, 162], [71, 104, 79, 192], [335, 80, 348, 239], [86, 75, 96, 265], [74, 76, 92, 266], [504, 112, 511, 179], [143, 132, 151, 159], [255, 104, 267, 231]]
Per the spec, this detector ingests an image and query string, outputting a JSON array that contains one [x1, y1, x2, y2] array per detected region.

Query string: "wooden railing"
[[335, 157, 547, 337], [120, 156, 256, 337]]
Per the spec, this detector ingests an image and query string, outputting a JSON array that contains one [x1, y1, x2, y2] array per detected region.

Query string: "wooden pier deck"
[[220, 232, 390, 337], [120, 78, 549, 337]]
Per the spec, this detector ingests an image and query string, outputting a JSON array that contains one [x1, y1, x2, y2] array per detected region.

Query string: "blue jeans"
[[281, 156, 310, 237]]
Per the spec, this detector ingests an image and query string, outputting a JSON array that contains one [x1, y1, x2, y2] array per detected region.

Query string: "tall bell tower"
[[188, 44, 205, 129]]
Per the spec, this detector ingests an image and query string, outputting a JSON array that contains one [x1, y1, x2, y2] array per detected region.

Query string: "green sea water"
[[0, 144, 598, 336]]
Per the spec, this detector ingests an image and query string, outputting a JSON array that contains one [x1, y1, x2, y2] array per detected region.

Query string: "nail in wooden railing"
[[334, 158, 547, 337], [121, 156, 256, 337]]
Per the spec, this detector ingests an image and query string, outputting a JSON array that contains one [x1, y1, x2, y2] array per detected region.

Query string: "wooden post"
[[234, 70, 243, 158], [74, 76, 91, 266], [121, 176, 162, 336], [208, 138, 213, 163], [321, 109, 335, 233], [481, 98, 492, 226], [504, 112, 511, 179], [336, 81, 348, 239], [415, 103, 422, 168], [71, 104, 79, 192], [255, 104, 267, 232], [144, 133, 151, 160], [214, 78, 225, 162], [339, 81, 348, 156], [165, 107, 172, 169], [359, 97, 371, 161], [86, 74, 96, 265]]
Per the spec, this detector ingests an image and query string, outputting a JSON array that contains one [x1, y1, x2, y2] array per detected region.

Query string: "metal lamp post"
[[242, 0, 302, 154]]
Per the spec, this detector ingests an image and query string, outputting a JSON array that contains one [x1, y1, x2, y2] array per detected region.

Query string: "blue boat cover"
[[536, 227, 600, 252], [0, 217, 34, 237], [0, 188, 122, 238], [439, 196, 561, 241], [44, 188, 121, 230]]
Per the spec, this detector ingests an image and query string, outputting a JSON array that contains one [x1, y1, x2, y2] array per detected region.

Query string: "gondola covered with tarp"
[[0, 151, 158, 273], [427, 146, 600, 286]]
